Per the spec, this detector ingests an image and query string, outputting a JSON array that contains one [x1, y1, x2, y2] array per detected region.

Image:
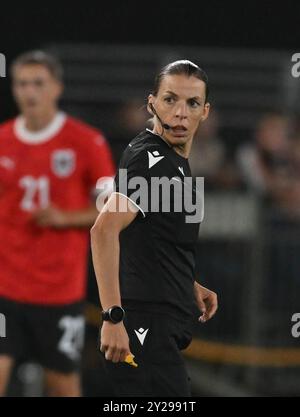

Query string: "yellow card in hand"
[[124, 354, 138, 367]]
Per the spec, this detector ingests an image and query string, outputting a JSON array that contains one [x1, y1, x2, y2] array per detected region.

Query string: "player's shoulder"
[[65, 115, 107, 144], [0, 118, 16, 137]]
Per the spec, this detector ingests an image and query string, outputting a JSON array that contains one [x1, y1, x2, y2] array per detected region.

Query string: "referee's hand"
[[194, 282, 218, 323], [100, 321, 132, 363]]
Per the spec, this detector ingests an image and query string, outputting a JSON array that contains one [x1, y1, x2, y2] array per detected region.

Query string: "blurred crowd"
[[236, 111, 300, 222]]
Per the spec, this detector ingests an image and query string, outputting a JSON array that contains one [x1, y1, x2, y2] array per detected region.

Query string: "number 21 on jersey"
[[19, 176, 50, 211]]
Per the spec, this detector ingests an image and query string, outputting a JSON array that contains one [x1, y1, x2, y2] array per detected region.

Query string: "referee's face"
[[149, 74, 210, 152]]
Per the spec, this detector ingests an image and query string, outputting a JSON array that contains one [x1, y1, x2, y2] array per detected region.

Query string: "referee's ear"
[[147, 94, 155, 115], [201, 102, 211, 122]]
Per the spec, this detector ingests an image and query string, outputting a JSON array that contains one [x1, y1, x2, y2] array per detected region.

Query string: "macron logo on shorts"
[[148, 151, 165, 169], [134, 328, 149, 346]]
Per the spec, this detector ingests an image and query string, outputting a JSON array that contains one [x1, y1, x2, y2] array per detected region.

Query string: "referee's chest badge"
[[51, 149, 76, 178]]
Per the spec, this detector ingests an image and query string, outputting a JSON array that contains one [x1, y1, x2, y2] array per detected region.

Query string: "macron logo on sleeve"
[[147, 150, 165, 169]]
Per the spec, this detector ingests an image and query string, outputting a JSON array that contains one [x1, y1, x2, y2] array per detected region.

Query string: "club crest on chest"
[[51, 149, 76, 178]]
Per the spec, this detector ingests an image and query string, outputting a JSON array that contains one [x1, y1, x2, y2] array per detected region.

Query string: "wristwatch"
[[101, 305, 125, 324]]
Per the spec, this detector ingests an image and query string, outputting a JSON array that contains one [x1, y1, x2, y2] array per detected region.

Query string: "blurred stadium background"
[[0, 2, 300, 397]]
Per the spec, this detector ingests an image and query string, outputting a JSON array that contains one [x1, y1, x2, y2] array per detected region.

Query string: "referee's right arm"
[[90, 192, 139, 363]]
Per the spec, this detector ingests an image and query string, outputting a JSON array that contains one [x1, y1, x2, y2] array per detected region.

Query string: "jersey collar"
[[146, 128, 189, 162], [14, 112, 66, 145]]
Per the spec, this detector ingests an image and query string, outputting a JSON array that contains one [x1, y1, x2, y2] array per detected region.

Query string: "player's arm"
[[90, 192, 139, 363], [193, 280, 218, 323], [33, 204, 100, 228], [33, 177, 115, 228]]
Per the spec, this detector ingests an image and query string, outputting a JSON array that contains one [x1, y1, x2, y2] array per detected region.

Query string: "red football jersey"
[[0, 112, 115, 305]]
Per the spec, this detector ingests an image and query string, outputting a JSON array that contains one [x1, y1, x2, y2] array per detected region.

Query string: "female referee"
[[91, 60, 218, 397]]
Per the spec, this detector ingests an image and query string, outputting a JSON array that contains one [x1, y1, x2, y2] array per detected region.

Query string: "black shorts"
[[0, 296, 85, 374], [99, 301, 193, 397]]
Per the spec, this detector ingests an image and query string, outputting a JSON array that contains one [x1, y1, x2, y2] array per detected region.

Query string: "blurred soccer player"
[[0, 51, 115, 396]]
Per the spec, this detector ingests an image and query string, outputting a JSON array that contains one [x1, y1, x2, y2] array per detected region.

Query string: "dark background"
[[1, 1, 299, 121], [1, 1, 299, 52]]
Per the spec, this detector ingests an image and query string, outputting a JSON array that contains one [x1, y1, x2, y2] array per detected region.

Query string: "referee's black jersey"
[[114, 129, 202, 318]]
